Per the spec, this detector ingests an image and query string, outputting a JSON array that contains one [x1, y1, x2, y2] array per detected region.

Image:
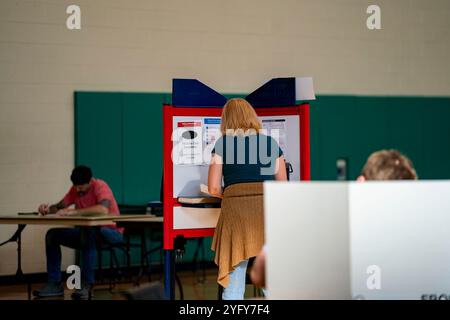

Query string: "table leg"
[[0, 224, 29, 299]]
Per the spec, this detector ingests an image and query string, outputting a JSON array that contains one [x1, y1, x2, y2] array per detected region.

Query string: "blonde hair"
[[220, 98, 262, 135], [361, 149, 417, 180]]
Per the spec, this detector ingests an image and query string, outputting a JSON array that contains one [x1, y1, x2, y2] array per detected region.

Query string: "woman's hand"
[[274, 156, 288, 181]]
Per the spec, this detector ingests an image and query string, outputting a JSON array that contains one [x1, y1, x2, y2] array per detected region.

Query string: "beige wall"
[[0, 0, 449, 275]]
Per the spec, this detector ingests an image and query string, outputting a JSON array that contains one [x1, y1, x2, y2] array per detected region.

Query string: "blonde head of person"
[[220, 97, 262, 136], [208, 98, 287, 196], [208, 98, 287, 300], [357, 149, 418, 181]]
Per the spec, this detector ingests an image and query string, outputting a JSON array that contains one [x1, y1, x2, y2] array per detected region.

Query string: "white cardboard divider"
[[265, 180, 450, 300]]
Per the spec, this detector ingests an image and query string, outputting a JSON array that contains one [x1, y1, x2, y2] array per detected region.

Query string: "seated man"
[[33, 165, 123, 299], [250, 149, 418, 289]]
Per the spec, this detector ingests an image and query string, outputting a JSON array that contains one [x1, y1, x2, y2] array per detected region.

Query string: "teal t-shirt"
[[211, 134, 283, 188]]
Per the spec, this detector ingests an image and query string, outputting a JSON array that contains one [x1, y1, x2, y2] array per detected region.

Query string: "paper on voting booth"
[[262, 118, 288, 157], [203, 117, 221, 161], [200, 183, 209, 195], [174, 121, 203, 165]]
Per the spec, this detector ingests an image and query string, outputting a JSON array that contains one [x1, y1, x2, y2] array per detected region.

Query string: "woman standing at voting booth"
[[208, 98, 287, 300]]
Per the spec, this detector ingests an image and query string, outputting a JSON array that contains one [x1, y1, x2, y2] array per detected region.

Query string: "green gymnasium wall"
[[75, 92, 450, 266], [310, 96, 450, 181], [76, 92, 450, 187], [75, 92, 171, 204]]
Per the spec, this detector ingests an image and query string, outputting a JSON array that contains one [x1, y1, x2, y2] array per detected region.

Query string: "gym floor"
[[0, 267, 263, 300]]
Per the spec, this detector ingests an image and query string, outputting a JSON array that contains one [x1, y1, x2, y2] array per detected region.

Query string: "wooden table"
[[0, 214, 153, 226], [0, 214, 158, 299]]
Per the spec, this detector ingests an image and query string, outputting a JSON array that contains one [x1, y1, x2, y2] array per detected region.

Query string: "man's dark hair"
[[70, 165, 93, 185]]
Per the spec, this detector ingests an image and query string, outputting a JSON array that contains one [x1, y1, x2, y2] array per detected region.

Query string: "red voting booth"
[[163, 78, 313, 299]]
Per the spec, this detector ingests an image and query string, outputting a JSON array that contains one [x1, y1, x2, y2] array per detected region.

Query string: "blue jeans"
[[222, 260, 248, 300], [45, 227, 123, 285]]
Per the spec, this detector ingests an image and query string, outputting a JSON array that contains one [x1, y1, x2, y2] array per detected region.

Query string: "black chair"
[[126, 222, 163, 285], [96, 230, 130, 290], [95, 178, 165, 290], [118, 204, 162, 285], [94, 205, 149, 289]]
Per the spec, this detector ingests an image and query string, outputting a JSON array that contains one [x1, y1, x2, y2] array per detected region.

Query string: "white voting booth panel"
[[173, 207, 220, 230], [264, 181, 450, 300], [350, 181, 450, 300], [264, 182, 351, 299], [173, 116, 300, 198]]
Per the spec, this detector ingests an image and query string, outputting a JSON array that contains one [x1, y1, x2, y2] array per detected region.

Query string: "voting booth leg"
[[164, 250, 175, 299]]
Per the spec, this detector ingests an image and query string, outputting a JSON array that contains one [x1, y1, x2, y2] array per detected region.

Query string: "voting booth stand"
[[163, 78, 314, 299]]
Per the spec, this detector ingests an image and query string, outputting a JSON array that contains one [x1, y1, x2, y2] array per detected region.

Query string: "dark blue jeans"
[[45, 227, 124, 285]]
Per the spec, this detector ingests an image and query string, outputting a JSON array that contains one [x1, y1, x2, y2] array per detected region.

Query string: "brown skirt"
[[211, 182, 264, 288]]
